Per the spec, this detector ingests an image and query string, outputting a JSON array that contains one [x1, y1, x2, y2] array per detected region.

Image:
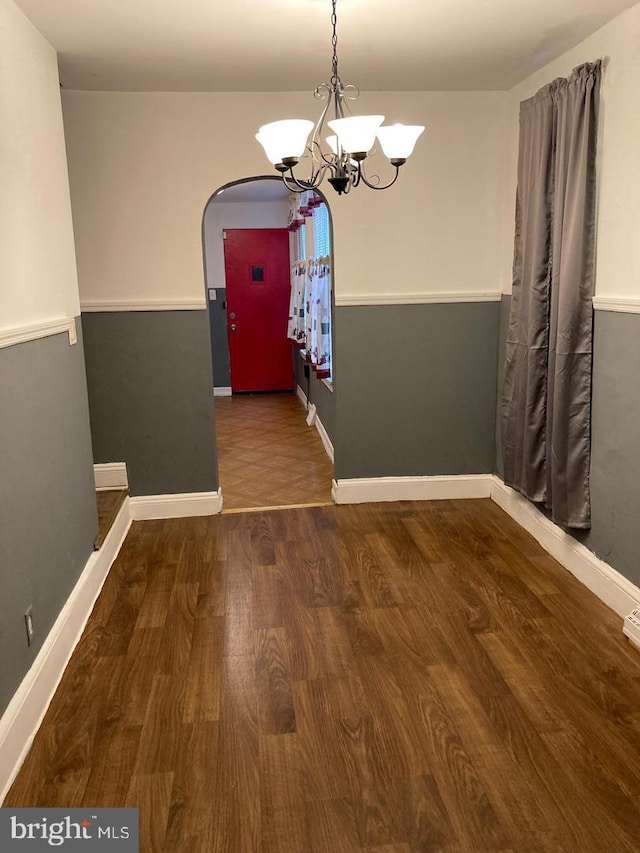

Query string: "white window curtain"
[[287, 261, 307, 347], [287, 191, 332, 379], [306, 257, 332, 379]]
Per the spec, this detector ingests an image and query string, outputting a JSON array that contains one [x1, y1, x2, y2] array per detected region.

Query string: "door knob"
[[230, 324, 237, 331]]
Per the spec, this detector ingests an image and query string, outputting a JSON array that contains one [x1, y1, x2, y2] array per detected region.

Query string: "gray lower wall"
[[494, 295, 510, 480], [333, 302, 500, 479], [495, 295, 640, 589], [293, 350, 336, 444], [0, 321, 98, 716], [207, 288, 230, 387], [580, 311, 640, 587], [82, 311, 218, 496]]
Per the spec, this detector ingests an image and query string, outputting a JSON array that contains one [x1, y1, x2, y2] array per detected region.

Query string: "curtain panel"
[[287, 257, 332, 379], [501, 61, 601, 529]]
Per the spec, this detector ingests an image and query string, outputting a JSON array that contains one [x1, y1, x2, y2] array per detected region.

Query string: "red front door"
[[223, 228, 293, 393]]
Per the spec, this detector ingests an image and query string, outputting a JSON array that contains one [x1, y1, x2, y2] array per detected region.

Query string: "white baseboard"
[[296, 385, 334, 463], [94, 462, 128, 490], [332, 474, 493, 505], [0, 498, 131, 803], [490, 477, 640, 618], [213, 387, 232, 397], [129, 489, 223, 520], [315, 415, 334, 464]]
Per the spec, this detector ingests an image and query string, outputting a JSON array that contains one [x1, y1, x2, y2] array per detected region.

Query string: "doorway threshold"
[[221, 500, 333, 515]]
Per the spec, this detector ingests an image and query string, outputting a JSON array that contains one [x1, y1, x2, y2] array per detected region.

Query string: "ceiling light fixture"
[[255, 0, 425, 195]]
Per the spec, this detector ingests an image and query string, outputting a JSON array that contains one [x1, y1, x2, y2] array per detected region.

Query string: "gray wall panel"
[[82, 311, 218, 496], [207, 289, 231, 387], [494, 294, 511, 478], [579, 312, 640, 587], [334, 302, 500, 479], [0, 322, 97, 715]]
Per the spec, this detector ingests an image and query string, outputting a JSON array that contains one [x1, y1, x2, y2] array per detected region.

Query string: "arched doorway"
[[202, 176, 336, 511]]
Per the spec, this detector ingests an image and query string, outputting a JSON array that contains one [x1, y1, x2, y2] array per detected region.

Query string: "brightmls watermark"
[[0, 809, 138, 850]]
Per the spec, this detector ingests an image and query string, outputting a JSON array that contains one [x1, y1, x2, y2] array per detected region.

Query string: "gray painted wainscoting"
[[333, 302, 500, 479], [82, 310, 218, 496], [207, 287, 231, 388], [580, 311, 640, 587], [0, 321, 98, 716], [293, 350, 336, 444], [494, 295, 511, 480], [495, 295, 640, 588]]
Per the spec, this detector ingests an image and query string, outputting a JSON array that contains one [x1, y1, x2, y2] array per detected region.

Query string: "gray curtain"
[[501, 61, 601, 529]]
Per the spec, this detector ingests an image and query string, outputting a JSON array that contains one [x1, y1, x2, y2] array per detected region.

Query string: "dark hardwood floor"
[[6, 498, 640, 852]]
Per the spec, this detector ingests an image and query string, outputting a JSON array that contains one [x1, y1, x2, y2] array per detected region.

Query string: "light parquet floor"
[[6, 498, 640, 852], [215, 393, 333, 510]]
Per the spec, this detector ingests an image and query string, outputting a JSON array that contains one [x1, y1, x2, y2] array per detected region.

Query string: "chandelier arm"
[[310, 138, 337, 168], [357, 163, 402, 191], [309, 95, 335, 166], [282, 161, 330, 193]]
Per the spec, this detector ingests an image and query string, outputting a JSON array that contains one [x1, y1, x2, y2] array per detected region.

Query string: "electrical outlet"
[[24, 606, 34, 646]]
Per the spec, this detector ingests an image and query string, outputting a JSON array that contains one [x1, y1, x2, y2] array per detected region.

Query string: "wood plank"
[[255, 627, 296, 735]]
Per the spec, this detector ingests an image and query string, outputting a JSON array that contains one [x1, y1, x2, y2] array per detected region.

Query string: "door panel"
[[223, 228, 293, 393]]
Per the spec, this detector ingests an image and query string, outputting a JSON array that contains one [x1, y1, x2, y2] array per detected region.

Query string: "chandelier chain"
[[330, 0, 339, 87]]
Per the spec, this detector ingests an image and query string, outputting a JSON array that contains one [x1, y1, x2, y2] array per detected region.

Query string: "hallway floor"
[[5, 499, 640, 851], [215, 392, 333, 511]]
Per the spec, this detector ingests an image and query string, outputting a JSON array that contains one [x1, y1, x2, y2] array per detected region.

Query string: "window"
[[312, 203, 330, 257], [294, 223, 306, 262]]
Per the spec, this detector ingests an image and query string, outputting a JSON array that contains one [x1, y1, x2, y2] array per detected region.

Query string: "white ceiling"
[[14, 0, 637, 92], [211, 180, 292, 204]]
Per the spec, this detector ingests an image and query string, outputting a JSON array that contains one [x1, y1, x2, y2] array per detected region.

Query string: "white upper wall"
[[203, 198, 289, 292], [498, 2, 640, 298], [61, 89, 507, 305], [0, 0, 80, 331]]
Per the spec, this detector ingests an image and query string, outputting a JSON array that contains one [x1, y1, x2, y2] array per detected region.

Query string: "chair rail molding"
[[335, 291, 502, 307], [80, 299, 206, 312], [0, 318, 77, 350], [592, 296, 640, 314]]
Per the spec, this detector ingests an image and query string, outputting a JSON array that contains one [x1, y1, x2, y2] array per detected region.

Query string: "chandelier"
[[255, 0, 425, 196]]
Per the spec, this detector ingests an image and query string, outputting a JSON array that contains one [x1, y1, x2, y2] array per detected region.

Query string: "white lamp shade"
[[327, 115, 384, 154], [375, 124, 425, 159], [326, 136, 359, 167], [256, 119, 314, 163], [325, 135, 339, 155]]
